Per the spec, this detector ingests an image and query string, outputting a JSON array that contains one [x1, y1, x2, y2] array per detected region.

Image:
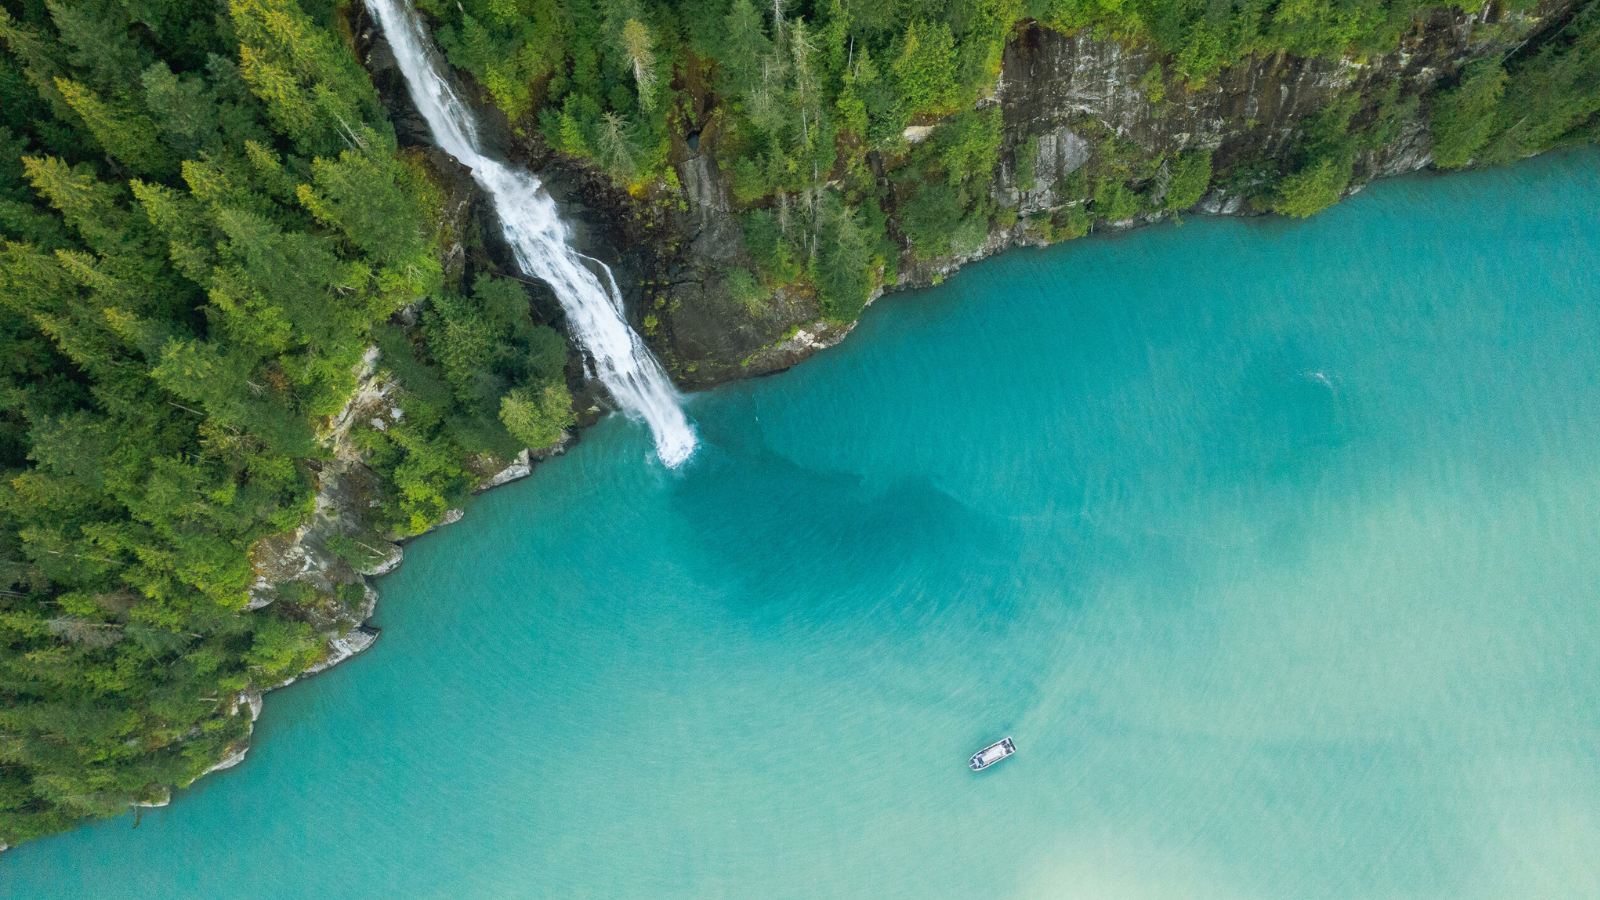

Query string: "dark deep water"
[[5, 150, 1599, 899]]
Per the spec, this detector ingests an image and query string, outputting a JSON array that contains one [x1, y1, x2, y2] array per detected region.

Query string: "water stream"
[[366, 0, 697, 466]]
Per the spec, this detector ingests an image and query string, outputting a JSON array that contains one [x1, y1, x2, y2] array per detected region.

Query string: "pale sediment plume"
[[366, 0, 698, 467]]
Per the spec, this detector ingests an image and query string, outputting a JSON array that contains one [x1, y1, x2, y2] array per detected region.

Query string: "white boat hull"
[[969, 737, 1016, 770]]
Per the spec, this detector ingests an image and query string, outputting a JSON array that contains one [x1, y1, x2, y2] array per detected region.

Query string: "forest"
[[2, 0, 1597, 846], [0, 0, 570, 844]]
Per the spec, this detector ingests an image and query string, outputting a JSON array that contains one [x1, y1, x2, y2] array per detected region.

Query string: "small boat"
[[969, 737, 1016, 771]]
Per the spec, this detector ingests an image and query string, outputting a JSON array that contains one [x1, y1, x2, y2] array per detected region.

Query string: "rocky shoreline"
[[206, 353, 566, 783], [198, 0, 1568, 801], [633, 4, 1563, 390]]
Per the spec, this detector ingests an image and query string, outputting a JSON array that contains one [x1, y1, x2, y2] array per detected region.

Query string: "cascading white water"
[[366, 0, 697, 467]]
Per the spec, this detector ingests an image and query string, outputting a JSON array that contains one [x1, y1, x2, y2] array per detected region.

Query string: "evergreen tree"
[[620, 19, 658, 110], [720, 0, 772, 98]]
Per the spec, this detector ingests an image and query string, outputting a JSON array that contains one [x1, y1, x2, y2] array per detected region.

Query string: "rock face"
[[616, 3, 1564, 380], [990, 4, 1549, 197], [637, 143, 848, 389], [348, 4, 1569, 395], [157, 0, 1568, 808], [268, 0, 1558, 733]]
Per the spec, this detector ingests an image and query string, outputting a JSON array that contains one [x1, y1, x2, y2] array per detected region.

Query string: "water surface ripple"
[[6, 151, 1598, 899]]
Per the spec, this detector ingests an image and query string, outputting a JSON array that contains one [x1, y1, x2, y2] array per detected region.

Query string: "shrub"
[[901, 181, 964, 259], [740, 209, 801, 283], [1431, 60, 1509, 169], [499, 383, 575, 450], [935, 109, 1003, 182], [1093, 179, 1143, 222], [1164, 150, 1213, 211], [1015, 136, 1039, 192], [726, 268, 768, 314], [1273, 155, 1353, 217], [951, 215, 989, 256]]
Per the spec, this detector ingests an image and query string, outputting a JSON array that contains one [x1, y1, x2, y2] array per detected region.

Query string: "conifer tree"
[[620, 19, 657, 110], [53, 79, 174, 178], [892, 21, 960, 116], [721, 0, 772, 99]]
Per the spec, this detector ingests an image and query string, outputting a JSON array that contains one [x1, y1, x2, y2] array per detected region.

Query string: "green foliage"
[[730, 156, 772, 204], [1015, 136, 1039, 192], [324, 533, 389, 573], [436, 0, 1600, 312], [229, 0, 393, 157], [401, 273, 574, 468], [1047, 204, 1090, 242], [0, 0, 1593, 851], [811, 192, 875, 321], [725, 268, 767, 315], [1431, 60, 1509, 170], [950, 214, 990, 256], [1273, 155, 1353, 218], [893, 21, 960, 116], [718, 0, 772, 98], [740, 210, 801, 284], [355, 399, 476, 537], [902, 181, 965, 259], [1272, 94, 1358, 217], [1438, 6, 1600, 169], [1093, 178, 1143, 222], [935, 109, 1004, 183], [242, 614, 320, 676], [1164, 149, 1213, 211], [54, 78, 175, 178], [499, 383, 575, 450]]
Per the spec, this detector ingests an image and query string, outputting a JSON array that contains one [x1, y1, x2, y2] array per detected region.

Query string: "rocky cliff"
[[352, 2, 1568, 391], [206, 0, 1566, 802], [589, 2, 1563, 387]]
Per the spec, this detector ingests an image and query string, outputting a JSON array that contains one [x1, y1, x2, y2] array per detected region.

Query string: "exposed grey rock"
[[358, 540, 405, 577], [1003, 126, 1094, 215], [202, 743, 250, 776], [482, 449, 532, 489], [165, 0, 1572, 818], [679, 154, 730, 217], [300, 626, 380, 679], [1370, 118, 1436, 176], [242, 689, 263, 722]]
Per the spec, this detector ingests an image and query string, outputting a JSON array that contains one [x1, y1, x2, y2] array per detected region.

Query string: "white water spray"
[[367, 0, 697, 467]]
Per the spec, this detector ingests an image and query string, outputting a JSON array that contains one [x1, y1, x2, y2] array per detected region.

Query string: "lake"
[[5, 149, 1598, 899]]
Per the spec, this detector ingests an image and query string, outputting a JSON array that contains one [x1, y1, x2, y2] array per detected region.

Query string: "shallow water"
[[6, 150, 1599, 899]]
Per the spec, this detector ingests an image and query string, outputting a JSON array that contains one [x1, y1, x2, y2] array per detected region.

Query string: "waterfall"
[[366, 0, 697, 467]]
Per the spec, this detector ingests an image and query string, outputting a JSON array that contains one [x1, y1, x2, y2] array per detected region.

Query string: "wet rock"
[[481, 449, 533, 489], [680, 155, 730, 217]]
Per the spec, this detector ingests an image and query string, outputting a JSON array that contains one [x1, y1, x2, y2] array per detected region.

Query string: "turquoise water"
[[7, 151, 1600, 899]]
